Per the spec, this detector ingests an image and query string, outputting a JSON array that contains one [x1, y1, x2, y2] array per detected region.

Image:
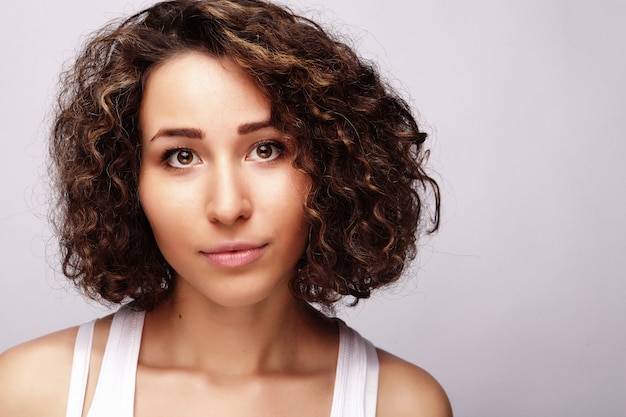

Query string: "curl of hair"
[[50, 0, 440, 310]]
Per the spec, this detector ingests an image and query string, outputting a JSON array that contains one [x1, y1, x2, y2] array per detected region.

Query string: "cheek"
[[271, 171, 310, 209], [295, 175, 313, 225], [287, 169, 312, 206], [138, 176, 193, 264], [138, 171, 161, 225], [138, 172, 185, 235], [280, 173, 311, 230]]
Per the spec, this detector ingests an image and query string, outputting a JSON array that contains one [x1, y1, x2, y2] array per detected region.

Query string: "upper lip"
[[201, 242, 267, 254]]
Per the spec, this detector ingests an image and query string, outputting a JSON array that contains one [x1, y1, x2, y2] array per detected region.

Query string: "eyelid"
[[246, 140, 287, 162], [162, 147, 202, 169]]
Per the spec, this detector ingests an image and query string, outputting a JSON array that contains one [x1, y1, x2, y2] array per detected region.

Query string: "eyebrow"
[[150, 128, 204, 142], [149, 120, 275, 141], [237, 120, 274, 135]]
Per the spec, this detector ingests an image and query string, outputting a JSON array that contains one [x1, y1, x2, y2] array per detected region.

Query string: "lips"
[[201, 243, 267, 268]]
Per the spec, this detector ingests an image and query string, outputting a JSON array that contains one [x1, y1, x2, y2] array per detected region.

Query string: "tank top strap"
[[87, 306, 145, 417], [70, 311, 376, 416], [65, 319, 96, 417], [329, 320, 380, 417]]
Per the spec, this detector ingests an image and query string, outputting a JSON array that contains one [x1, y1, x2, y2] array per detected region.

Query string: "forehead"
[[139, 52, 271, 137]]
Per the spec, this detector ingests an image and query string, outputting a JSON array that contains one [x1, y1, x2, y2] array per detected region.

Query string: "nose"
[[206, 162, 252, 225]]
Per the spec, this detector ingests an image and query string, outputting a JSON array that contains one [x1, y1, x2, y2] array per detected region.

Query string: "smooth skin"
[[0, 52, 451, 417]]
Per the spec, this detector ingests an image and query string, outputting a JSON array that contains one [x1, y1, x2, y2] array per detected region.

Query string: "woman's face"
[[138, 52, 310, 309]]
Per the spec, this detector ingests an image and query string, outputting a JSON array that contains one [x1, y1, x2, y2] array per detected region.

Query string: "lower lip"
[[202, 245, 266, 268]]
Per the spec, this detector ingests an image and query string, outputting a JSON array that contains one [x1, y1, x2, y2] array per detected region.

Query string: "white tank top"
[[66, 307, 379, 417]]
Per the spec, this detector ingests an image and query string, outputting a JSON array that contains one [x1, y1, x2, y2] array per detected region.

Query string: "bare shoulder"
[[0, 327, 78, 417], [376, 349, 452, 417]]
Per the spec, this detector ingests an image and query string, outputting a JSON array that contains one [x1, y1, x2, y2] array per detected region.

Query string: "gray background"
[[1, 1, 625, 416]]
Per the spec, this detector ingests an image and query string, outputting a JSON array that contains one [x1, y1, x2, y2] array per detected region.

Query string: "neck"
[[141, 287, 333, 377]]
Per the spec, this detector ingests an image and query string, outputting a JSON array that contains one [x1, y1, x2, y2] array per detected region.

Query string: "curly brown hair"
[[50, 0, 440, 311]]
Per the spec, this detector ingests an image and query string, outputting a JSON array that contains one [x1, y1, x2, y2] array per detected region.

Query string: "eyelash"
[[247, 140, 287, 162], [161, 147, 199, 170], [159, 140, 288, 170]]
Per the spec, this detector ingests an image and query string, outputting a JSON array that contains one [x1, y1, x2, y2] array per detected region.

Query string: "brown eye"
[[164, 148, 200, 168], [177, 150, 194, 165], [248, 141, 284, 162], [256, 144, 274, 159]]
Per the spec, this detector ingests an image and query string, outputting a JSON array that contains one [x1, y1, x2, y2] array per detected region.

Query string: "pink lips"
[[201, 243, 267, 268]]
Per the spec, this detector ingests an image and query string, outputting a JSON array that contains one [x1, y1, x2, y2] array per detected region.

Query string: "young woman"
[[0, 1, 450, 416]]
